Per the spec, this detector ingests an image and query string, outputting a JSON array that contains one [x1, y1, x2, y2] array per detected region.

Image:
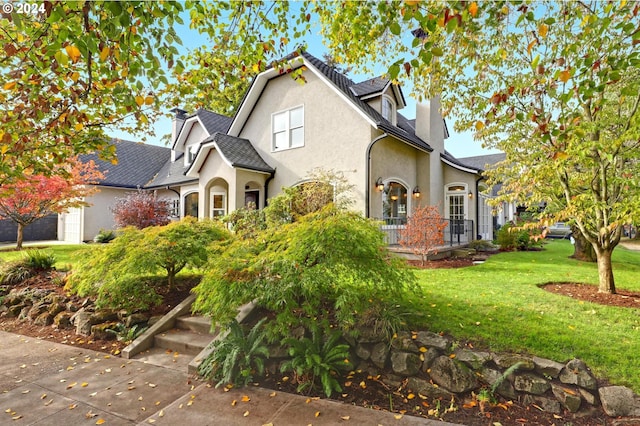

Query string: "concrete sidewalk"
[[0, 331, 458, 425]]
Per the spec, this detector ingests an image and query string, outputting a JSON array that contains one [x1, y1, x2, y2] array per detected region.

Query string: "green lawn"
[[414, 239, 640, 392], [0, 245, 85, 271]]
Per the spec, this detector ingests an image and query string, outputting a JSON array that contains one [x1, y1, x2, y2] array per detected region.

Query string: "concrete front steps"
[[122, 295, 219, 373]]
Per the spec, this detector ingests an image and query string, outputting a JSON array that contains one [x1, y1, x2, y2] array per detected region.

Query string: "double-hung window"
[[272, 106, 304, 151]]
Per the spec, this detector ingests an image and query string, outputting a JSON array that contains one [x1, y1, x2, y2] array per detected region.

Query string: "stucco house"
[[60, 52, 499, 243]]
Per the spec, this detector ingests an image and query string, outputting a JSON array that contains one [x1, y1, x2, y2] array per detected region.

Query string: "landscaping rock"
[[414, 331, 451, 351], [390, 332, 419, 353], [125, 313, 149, 328], [514, 373, 550, 395], [370, 342, 389, 369], [355, 343, 372, 361], [390, 351, 421, 376], [455, 349, 491, 370], [551, 384, 582, 412], [522, 394, 562, 414], [48, 302, 65, 317], [493, 353, 534, 370], [421, 347, 440, 370], [53, 311, 73, 329], [27, 301, 49, 320], [34, 312, 53, 326], [73, 310, 93, 336], [559, 359, 597, 390], [89, 310, 119, 325], [429, 355, 478, 393], [599, 386, 636, 417], [7, 303, 25, 317], [533, 356, 565, 379], [579, 388, 597, 405], [407, 377, 454, 400], [479, 367, 517, 399], [90, 322, 118, 340]]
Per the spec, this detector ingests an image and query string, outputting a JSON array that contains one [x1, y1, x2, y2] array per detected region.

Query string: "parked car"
[[546, 222, 572, 239]]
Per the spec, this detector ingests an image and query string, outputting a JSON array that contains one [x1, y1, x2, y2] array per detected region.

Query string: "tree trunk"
[[595, 247, 616, 294], [16, 223, 24, 250], [571, 228, 596, 262]]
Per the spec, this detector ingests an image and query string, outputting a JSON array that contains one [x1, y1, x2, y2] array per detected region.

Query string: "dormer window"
[[187, 145, 198, 164], [381, 95, 396, 125]]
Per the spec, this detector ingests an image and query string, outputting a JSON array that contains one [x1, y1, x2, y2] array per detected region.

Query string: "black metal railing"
[[378, 217, 474, 246]]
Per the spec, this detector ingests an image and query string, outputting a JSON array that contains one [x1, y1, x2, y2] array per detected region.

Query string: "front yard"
[[414, 239, 640, 393]]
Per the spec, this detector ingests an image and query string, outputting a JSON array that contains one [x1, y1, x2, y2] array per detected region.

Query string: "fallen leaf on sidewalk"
[[243, 411, 249, 417], [341, 415, 350, 420]]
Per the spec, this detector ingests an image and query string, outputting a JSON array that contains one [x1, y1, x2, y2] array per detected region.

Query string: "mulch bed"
[[542, 282, 640, 309]]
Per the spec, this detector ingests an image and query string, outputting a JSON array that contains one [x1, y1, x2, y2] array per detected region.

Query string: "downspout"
[[366, 133, 389, 218], [263, 170, 276, 207], [475, 176, 483, 240]]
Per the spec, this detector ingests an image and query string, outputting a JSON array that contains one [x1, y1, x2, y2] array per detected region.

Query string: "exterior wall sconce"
[[468, 191, 473, 199], [412, 186, 421, 198], [375, 177, 384, 192]]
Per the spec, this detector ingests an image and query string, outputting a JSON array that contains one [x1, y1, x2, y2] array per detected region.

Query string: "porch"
[[380, 217, 475, 259]]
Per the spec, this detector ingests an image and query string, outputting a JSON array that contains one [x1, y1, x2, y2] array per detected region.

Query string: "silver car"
[[546, 222, 572, 239]]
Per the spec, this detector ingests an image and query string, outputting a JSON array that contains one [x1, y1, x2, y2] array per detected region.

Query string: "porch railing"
[[378, 217, 475, 246]]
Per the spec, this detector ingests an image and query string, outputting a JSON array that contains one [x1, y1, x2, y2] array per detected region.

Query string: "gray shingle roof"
[[187, 109, 232, 135], [80, 139, 171, 189], [205, 133, 274, 174], [350, 77, 390, 97], [300, 52, 433, 153], [456, 153, 506, 172], [145, 152, 198, 188]]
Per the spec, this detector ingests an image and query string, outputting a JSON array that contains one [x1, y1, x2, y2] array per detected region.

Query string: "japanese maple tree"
[[111, 190, 171, 229], [0, 158, 103, 249], [399, 205, 448, 267]]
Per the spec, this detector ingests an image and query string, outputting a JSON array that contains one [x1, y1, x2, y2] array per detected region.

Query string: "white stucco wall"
[[237, 69, 372, 214]]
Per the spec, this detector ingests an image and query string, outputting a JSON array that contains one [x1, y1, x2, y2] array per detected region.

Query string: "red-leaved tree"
[[111, 190, 172, 229], [0, 158, 103, 249], [399, 205, 448, 267]]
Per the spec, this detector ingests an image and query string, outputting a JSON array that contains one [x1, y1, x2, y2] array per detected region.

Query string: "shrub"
[[193, 206, 418, 340], [93, 229, 117, 243], [496, 223, 542, 251], [0, 262, 34, 285], [24, 249, 56, 270], [222, 204, 266, 239], [280, 325, 352, 397], [66, 218, 230, 308], [468, 239, 496, 251], [198, 318, 269, 388], [111, 189, 171, 229]]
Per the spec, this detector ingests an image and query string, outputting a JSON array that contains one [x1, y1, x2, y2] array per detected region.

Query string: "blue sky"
[[108, 11, 499, 159]]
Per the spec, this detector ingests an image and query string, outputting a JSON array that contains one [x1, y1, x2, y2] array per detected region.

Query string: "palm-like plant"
[[280, 325, 352, 397], [198, 318, 269, 388]]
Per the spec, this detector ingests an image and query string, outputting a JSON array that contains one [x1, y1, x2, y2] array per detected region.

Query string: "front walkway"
[[0, 331, 458, 425]]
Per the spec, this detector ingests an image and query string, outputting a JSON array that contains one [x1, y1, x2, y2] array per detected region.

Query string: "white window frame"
[[186, 144, 198, 165], [210, 191, 226, 218], [272, 105, 304, 152], [381, 95, 396, 125]]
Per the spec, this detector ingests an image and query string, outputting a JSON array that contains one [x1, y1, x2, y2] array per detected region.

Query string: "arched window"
[[184, 192, 198, 217], [383, 181, 408, 223]]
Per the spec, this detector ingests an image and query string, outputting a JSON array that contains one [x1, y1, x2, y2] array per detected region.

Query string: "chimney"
[[170, 108, 187, 162], [414, 97, 445, 154]]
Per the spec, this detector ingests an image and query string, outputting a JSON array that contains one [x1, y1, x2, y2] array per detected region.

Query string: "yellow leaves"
[[65, 45, 82, 63], [394, 413, 404, 419], [0, 141, 8, 153], [99, 47, 110, 62], [252, 63, 261, 73], [468, 2, 479, 17], [527, 40, 537, 55], [475, 121, 485, 131], [96, 419, 106, 425], [145, 96, 154, 105], [3, 81, 16, 90], [538, 23, 548, 38], [559, 69, 571, 83], [240, 395, 251, 402], [314, 411, 321, 417], [407, 393, 415, 400], [135, 96, 145, 107]]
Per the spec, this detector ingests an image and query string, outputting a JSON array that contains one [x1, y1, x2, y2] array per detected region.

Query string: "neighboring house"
[[60, 51, 498, 243]]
